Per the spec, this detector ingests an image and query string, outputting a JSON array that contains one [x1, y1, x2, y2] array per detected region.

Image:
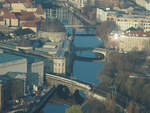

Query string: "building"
[[108, 30, 150, 51], [135, 0, 150, 11], [0, 52, 27, 75], [109, 15, 150, 32], [0, 48, 44, 87], [96, 8, 150, 32], [36, 19, 72, 75], [68, 0, 88, 9], [0, 0, 46, 32], [96, 8, 111, 22], [3, 0, 36, 12], [95, 0, 120, 7], [0, 73, 26, 112], [37, 19, 66, 42], [31, 61, 44, 86]]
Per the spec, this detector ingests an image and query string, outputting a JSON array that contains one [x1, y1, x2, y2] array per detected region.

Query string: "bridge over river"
[[46, 73, 106, 101], [74, 47, 107, 62]]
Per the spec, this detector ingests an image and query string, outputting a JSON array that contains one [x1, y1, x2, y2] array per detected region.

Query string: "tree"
[[126, 101, 134, 113], [65, 105, 83, 113], [134, 104, 140, 113], [105, 94, 116, 113]]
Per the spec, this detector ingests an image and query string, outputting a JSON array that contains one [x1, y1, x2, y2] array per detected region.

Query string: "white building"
[[108, 30, 150, 52], [96, 8, 109, 22], [68, 0, 88, 9], [136, 0, 150, 11]]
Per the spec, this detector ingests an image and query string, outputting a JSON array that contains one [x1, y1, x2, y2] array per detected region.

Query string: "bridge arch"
[[46, 74, 92, 97]]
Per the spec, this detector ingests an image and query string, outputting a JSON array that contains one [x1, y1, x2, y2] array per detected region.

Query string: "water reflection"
[[43, 104, 69, 113], [43, 6, 103, 113]]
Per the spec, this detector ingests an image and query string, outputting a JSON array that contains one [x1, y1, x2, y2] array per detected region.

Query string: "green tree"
[[66, 105, 83, 113]]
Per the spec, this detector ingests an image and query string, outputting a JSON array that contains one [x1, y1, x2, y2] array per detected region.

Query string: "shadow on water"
[[42, 4, 104, 113]]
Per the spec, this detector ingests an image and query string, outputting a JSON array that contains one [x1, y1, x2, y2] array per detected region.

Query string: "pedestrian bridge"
[[75, 47, 107, 57], [92, 48, 107, 57], [46, 74, 106, 101]]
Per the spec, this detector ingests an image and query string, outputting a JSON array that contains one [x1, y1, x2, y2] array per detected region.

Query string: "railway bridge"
[[46, 73, 92, 95], [46, 74, 106, 101]]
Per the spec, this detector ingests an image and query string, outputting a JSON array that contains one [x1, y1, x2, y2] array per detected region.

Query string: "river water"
[[43, 6, 104, 113]]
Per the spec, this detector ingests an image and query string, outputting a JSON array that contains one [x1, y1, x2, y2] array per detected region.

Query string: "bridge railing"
[[46, 73, 92, 91]]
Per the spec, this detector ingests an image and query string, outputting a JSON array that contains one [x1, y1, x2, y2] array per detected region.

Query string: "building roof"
[[18, 11, 35, 21], [38, 19, 65, 32], [0, 53, 26, 64], [3, 12, 17, 19], [22, 21, 37, 27]]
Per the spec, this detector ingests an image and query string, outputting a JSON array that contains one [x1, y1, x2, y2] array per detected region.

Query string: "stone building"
[[96, 8, 150, 32], [108, 30, 150, 51], [36, 19, 72, 75]]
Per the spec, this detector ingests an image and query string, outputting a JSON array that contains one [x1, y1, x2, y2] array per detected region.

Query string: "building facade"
[[68, 0, 88, 9], [96, 8, 150, 32], [36, 19, 72, 75], [0, 53, 27, 75], [136, 0, 150, 11], [108, 30, 150, 51]]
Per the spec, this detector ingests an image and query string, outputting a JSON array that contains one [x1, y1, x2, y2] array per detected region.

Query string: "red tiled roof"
[[18, 11, 35, 21], [3, 12, 17, 19], [22, 21, 37, 27]]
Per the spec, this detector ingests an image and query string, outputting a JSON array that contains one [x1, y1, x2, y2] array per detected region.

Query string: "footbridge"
[[75, 47, 107, 57], [46, 74, 106, 101], [92, 48, 107, 57], [74, 55, 104, 62]]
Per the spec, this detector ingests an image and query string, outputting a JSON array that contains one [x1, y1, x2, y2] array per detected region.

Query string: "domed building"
[[35, 19, 73, 75], [37, 19, 66, 42]]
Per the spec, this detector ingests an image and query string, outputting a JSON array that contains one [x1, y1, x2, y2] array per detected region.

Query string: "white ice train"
[[46, 74, 92, 91]]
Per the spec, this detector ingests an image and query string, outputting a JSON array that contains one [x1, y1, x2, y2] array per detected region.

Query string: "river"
[[42, 6, 104, 113]]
